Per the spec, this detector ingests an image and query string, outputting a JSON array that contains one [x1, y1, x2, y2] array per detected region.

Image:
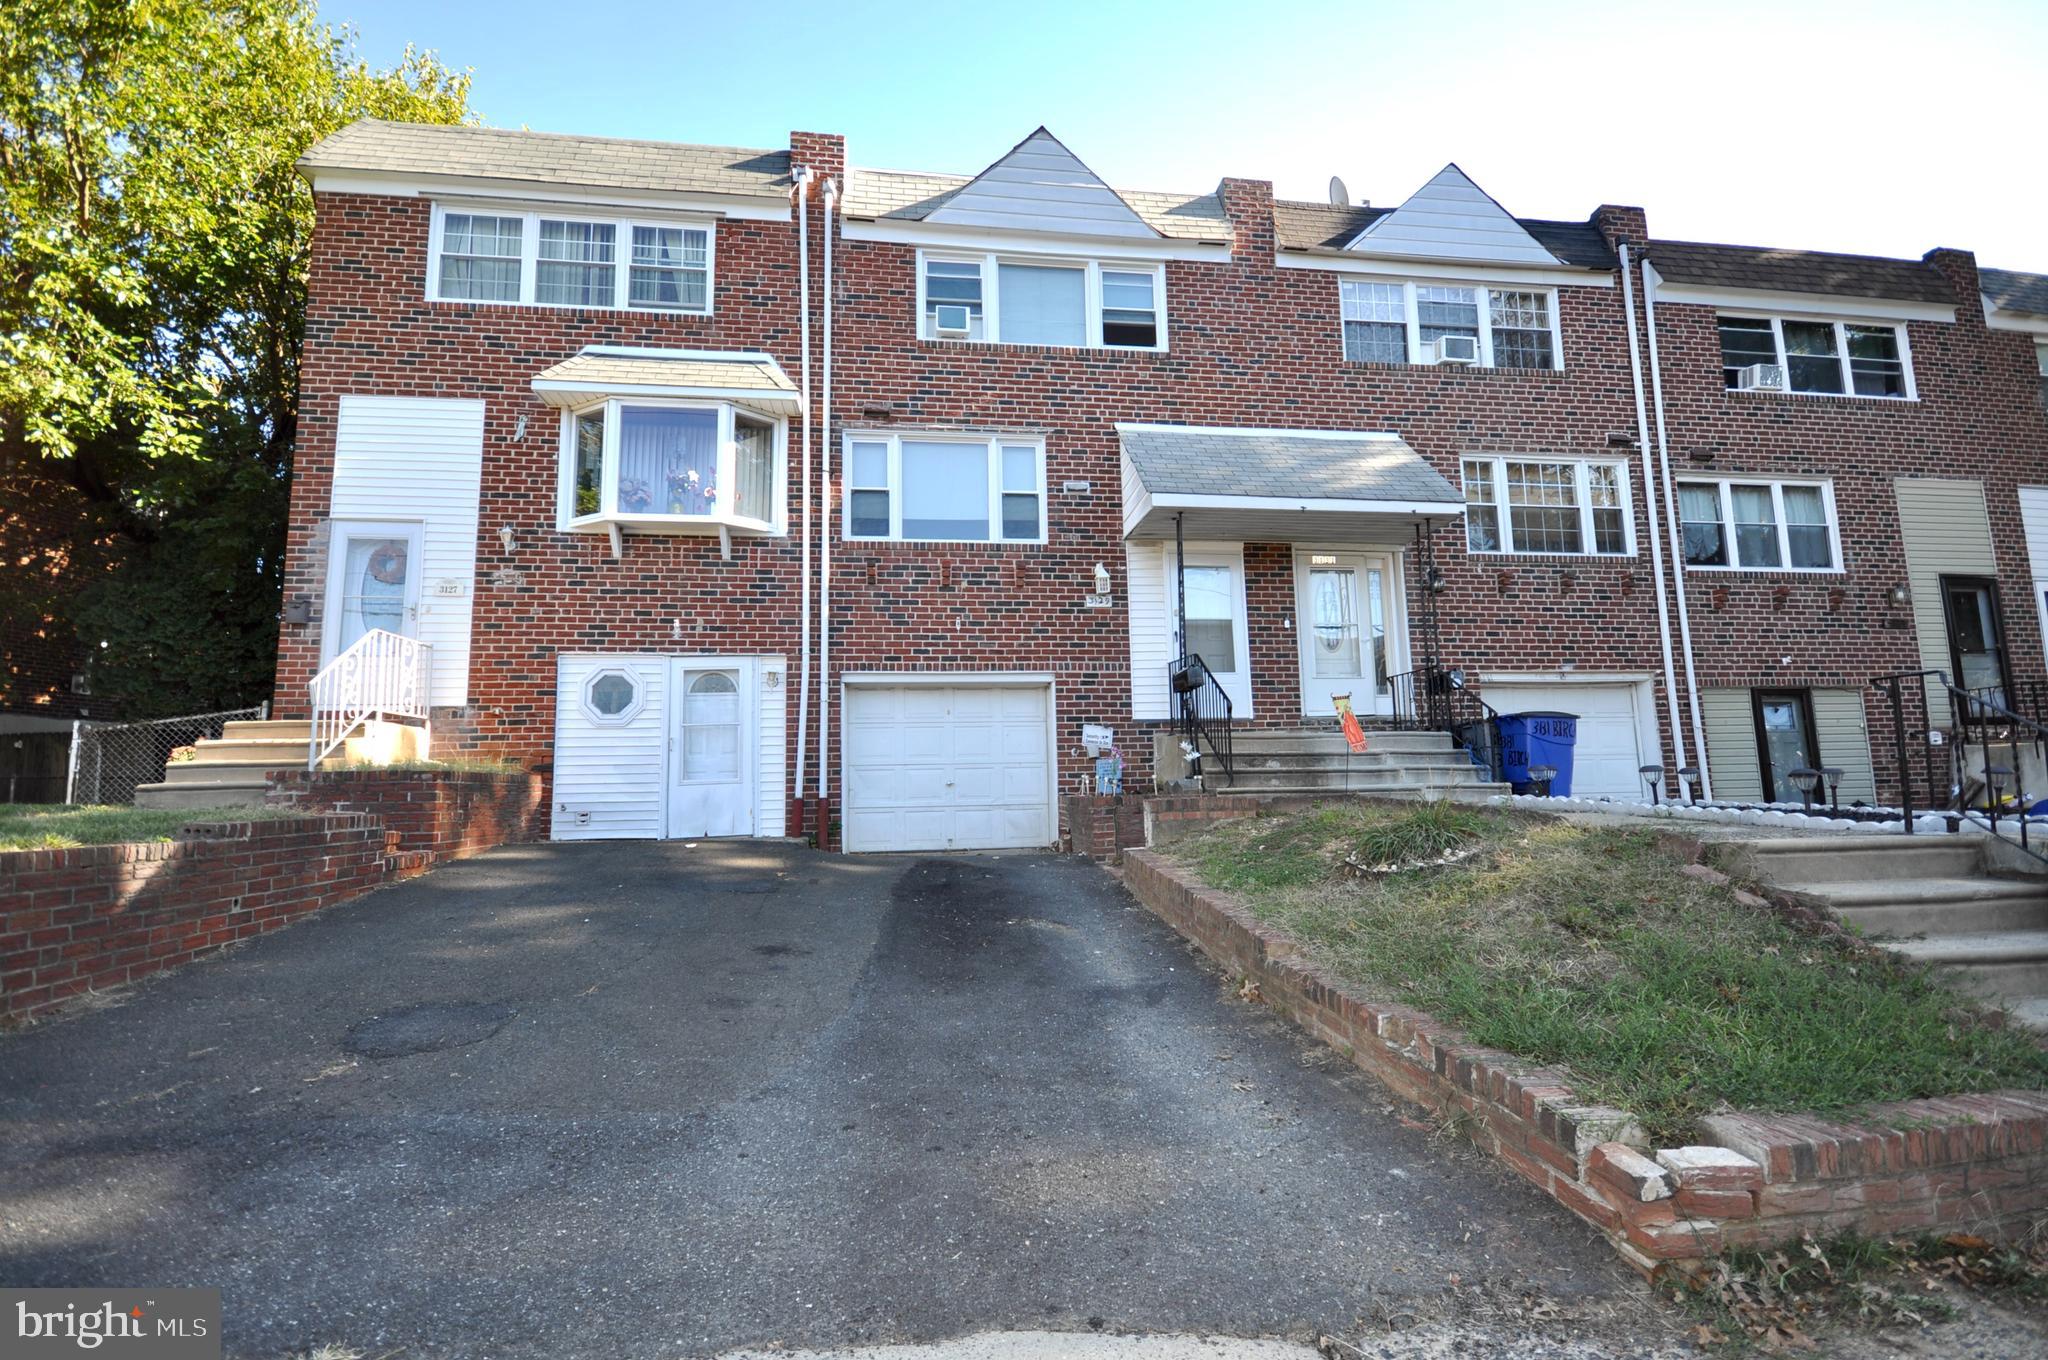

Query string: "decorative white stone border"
[[1489, 790, 2048, 838]]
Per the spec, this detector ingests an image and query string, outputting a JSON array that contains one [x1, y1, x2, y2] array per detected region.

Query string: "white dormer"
[[1346, 164, 1563, 268], [925, 127, 1160, 240]]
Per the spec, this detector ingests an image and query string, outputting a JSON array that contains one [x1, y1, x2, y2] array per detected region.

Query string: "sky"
[[317, 0, 2048, 267]]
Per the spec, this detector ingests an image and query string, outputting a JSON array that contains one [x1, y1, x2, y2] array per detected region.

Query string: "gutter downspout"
[[791, 166, 814, 815], [1641, 258, 1713, 799], [818, 176, 838, 840], [1619, 244, 1689, 798]]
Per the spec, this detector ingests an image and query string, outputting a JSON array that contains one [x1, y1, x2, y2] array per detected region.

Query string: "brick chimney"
[[1592, 204, 1649, 255], [1219, 177, 1275, 262], [789, 131, 845, 193], [1923, 247, 1981, 322]]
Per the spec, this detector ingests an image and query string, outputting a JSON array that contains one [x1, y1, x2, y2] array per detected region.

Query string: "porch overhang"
[[1117, 423, 1464, 543]]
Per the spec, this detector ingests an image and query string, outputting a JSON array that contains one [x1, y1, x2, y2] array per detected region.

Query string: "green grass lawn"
[[0, 803, 302, 851], [1168, 802, 2048, 1144]]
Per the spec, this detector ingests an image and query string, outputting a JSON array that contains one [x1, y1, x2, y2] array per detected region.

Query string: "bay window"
[[1341, 280, 1560, 368], [1717, 315, 1913, 398], [432, 205, 713, 314], [1676, 478, 1838, 571], [1459, 457, 1631, 556], [919, 253, 1165, 350], [842, 433, 1046, 543], [559, 400, 783, 532]]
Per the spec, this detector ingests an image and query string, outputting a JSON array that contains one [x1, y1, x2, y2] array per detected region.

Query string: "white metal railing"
[[308, 630, 432, 770]]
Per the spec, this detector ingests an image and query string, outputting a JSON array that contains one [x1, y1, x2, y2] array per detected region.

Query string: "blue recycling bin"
[[1497, 711, 1579, 796]]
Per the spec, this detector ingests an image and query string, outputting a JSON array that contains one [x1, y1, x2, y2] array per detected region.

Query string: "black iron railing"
[[1949, 680, 2048, 861], [1870, 668, 1952, 832], [1169, 652, 1234, 787], [1388, 662, 1503, 782]]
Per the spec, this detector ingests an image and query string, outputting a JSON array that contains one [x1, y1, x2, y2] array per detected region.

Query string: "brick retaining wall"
[[1, 816, 384, 1023], [1121, 848, 2048, 1274], [266, 769, 546, 876]]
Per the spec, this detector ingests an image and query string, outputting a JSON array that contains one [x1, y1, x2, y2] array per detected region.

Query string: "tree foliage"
[[0, 0, 471, 715]]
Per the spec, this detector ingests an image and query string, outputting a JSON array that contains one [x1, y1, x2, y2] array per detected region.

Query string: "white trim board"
[[840, 217, 1230, 262], [305, 170, 792, 221], [1275, 252, 1613, 290], [1648, 278, 1955, 325]]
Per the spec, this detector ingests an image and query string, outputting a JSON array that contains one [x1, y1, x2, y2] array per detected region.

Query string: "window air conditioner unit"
[[1735, 363, 1785, 391], [933, 304, 972, 338], [1433, 334, 1480, 365]]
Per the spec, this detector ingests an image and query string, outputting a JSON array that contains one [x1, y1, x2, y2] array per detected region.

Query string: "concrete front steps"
[[132, 718, 427, 809], [1720, 834, 2048, 1028], [1205, 727, 1507, 799]]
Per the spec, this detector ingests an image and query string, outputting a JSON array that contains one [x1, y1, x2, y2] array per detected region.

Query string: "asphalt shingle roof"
[[1118, 426, 1461, 504], [843, 168, 1230, 242], [529, 349, 797, 409], [1645, 239, 1956, 305], [1272, 201, 1617, 270], [299, 120, 792, 200], [1981, 267, 2048, 318]]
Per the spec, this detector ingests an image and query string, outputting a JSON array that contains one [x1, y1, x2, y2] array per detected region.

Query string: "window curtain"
[[901, 441, 989, 539], [617, 408, 718, 515], [998, 264, 1086, 346]]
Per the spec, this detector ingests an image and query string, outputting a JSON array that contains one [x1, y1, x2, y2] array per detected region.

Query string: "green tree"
[[0, 0, 471, 716]]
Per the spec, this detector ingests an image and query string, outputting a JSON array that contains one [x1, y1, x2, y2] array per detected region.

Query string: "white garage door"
[[1486, 680, 1651, 802], [843, 683, 1054, 852]]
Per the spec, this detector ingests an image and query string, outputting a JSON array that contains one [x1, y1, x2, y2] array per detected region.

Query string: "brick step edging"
[[1117, 848, 2048, 1276]]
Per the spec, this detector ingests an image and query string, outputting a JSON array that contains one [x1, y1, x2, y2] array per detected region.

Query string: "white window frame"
[[915, 251, 1167, 351], [428, 203, 715, 315], [554, 397, 786, 534], [1458, 456, 1635, 558], [1675, 477, 1843, 574], [840, 432, 1049, 544], [1716, 314, 1917, 400], [1338, 279, 1565, 370]]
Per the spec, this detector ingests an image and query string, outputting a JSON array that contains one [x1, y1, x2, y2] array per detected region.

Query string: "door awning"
[[1118, 423, 1464, 543], [530, 346, 800, 413]]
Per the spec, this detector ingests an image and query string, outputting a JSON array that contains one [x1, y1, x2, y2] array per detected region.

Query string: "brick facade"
[[274, 125, 2048, 833]]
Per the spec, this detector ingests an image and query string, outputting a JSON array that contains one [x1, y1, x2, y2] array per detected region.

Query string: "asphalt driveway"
[[1, 842, 1654, 1357]]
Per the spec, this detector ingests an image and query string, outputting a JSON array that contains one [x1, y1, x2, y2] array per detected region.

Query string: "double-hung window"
[[919, 253, 1164, 350], [1460, 457, 1630, 556], [1340, 280, 1561, 369], [432, 205, 713, 314], [560, 400, 783, 533], [1717, 315, 1913, 398], [1676, 479, 1838, 571], [842, 433, 1046, 543]]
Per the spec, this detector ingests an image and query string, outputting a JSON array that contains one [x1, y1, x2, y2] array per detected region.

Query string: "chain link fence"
[[67, 704, 269, 806]]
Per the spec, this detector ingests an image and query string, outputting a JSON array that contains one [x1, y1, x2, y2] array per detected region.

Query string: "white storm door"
[[322, 520, 423, 665], [668, 662, 754, 838], [1168, 547, 1253, 719], [1297, 552, 1394, 717]]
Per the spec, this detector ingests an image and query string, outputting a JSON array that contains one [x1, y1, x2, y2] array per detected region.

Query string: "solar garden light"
[[1787, 767, 1821, 813], [1986, 764, 2012, 821], [1677, 765, 1702, 803], [1528, 763, 1558, 798], [1819, 766, 1844, 812], [1638, 764, 1665, 806]]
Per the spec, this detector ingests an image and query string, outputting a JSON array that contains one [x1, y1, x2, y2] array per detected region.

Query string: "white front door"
[[1296, 551, 1397, 717], [322, 520, 422, 664], [668, 661, 754, 838]]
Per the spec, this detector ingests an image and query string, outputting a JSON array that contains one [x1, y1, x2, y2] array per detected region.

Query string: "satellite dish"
[[1328, 175, 1350, 207]]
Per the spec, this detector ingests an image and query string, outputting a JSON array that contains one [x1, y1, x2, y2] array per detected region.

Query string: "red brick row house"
[[274, 119, 2048, 850]]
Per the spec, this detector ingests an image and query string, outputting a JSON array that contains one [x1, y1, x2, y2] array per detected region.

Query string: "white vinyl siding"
[[1895, 478, 1998, 725], [921, 128, 1156, 239], [329, 396, 483, 706], [552, 654, 669, 839], [1126, 541, 1172, 721], [1811, 690, 1877, 805], [550, 653, 786, 841], [1346, 165, 1562, 266], [429, 204, 713, 315]]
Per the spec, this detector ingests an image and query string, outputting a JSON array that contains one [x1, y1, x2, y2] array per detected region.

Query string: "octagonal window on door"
[[584, 668, 644, 723]]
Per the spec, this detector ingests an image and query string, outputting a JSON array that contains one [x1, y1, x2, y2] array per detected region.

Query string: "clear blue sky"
[[318, 0, 2048, 267]]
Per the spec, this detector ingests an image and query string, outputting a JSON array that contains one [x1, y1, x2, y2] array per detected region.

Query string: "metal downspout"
[[1619, 243, 1690, 796], [1641, 258, 1713, 799], [791, 167, 814, 814], [818, 177, 837, 837]]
